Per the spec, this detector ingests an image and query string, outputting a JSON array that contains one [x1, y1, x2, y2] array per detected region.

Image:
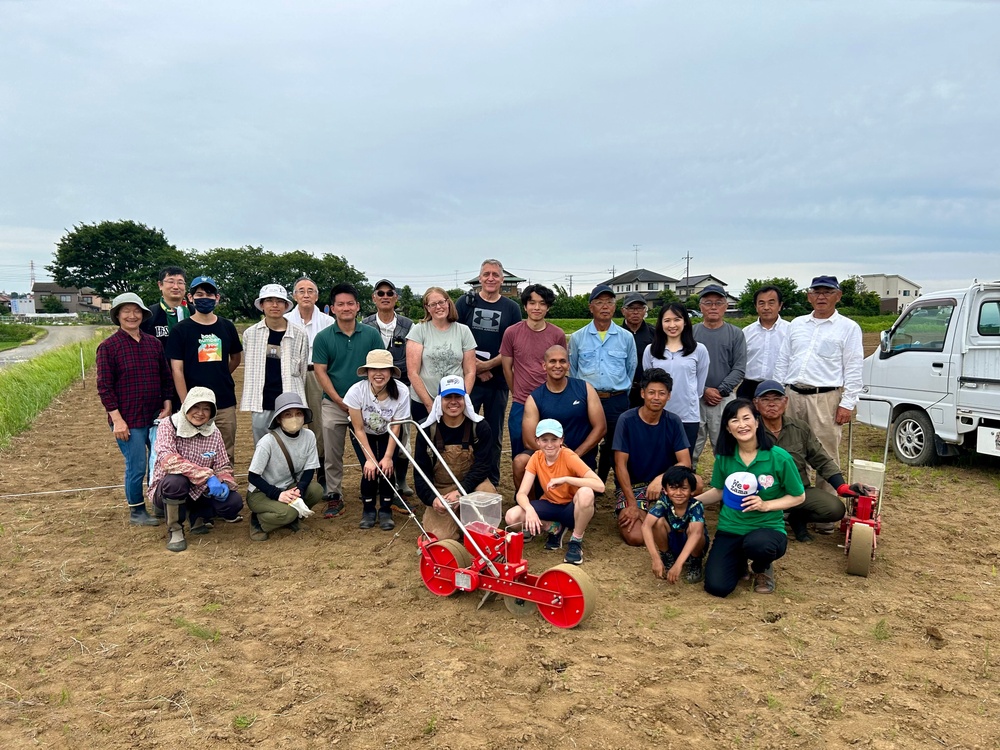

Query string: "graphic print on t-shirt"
[[197, 333, 223, 363], [470, 309, 501, 332]]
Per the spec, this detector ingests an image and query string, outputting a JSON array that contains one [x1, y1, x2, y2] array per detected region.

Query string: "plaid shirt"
[[149, 417, 235, 502], [240, 320, 309, 412], [96, 329, 172, 428]]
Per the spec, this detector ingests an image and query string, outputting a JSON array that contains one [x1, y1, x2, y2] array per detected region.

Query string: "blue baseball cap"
[[699, 284, 726, 298], [189, 276, 219, 293], [754, 380, 786, 398], [809, 275, 840, 290], [589, 284, 615, 302], [535, 418, 564, 438], [438, 375, 467, 397]]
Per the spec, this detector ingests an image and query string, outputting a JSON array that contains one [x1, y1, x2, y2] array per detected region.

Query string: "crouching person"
[[150, 386, 243, 552], [505, 419, 604, 565], [247, 392, 323, 541], [641, 465, 708, 584], [414, 375, 496, 541]]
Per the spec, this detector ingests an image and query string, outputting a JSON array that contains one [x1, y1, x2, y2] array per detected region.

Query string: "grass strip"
[[0, 331, 106, 449], [0, 322, 45, 344]]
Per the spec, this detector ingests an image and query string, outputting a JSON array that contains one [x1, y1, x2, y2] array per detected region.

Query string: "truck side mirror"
[[879, 330, 890, 354]]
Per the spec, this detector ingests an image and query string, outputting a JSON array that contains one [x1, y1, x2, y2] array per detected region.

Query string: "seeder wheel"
[[846, 523, 875, 577], [420, 539, 473, 596], [503, 595, 537, 617], [534, 564, 597, 628]]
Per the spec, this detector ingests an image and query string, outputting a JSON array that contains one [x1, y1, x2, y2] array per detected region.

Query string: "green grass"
[[173, 616, 220, 642], [0, 322, 44, 344], [873, 619, 893, 641], [0, 331, 106, 449], [233, 713, 257, 730]]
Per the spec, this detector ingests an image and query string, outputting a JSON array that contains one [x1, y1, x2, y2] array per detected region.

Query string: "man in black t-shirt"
[[165, 276, 243, 463], [455, 259, 522, 485]]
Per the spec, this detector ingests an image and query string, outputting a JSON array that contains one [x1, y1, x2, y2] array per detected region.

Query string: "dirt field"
[[1, 333, 999, 749]]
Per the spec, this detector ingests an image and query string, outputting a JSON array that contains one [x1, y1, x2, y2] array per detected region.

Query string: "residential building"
[[676, 274, 727, 300], [604, 268, 679, 304], [859, 274, 922, 313], [30, 283, 106, 314]]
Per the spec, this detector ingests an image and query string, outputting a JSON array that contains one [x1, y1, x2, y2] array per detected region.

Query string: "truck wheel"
[[892, 409, 936, 466]]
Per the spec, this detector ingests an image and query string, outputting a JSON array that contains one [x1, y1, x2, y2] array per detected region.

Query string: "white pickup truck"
[[857, 281, 1000, 465]]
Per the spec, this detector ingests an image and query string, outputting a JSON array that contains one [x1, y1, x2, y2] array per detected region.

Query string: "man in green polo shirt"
[[312, 283, 386, 518]]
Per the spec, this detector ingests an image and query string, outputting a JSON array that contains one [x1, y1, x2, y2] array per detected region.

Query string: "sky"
[[1, 0, 998, 298]]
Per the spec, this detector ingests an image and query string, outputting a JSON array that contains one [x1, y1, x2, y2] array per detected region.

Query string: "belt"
[[788, 384, 837, 395], [307, 364, 315, 371], [596, 389, 627, 400]]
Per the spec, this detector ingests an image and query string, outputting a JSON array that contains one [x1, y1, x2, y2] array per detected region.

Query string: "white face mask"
[[280, 415, 305, 433]]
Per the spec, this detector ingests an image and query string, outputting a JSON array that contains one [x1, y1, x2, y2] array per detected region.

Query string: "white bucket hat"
[[110, 292, 151, 326], [254, 283, 293, 312]]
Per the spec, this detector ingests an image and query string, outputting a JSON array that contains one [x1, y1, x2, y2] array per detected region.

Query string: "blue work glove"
[[206, 475, 230, 499]]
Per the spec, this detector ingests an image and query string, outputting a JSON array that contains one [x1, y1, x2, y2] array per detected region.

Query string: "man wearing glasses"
[[286, 276, 335, 484], [569, 284, 637, 488], [691, 284, 746, 466], [362, 279, 415, 497], [773, 275, 863, 502]]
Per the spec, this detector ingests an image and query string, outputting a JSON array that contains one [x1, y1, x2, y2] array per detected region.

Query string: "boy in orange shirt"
[[506, 418, 605, 565]]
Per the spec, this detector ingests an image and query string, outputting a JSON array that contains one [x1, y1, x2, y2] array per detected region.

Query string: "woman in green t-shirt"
[[696, 398, 805, 596]]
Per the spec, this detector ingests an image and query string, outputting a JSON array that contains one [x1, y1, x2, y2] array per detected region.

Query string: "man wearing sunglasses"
[[773, 275, 863, 505], [362, 279, 415, 497]]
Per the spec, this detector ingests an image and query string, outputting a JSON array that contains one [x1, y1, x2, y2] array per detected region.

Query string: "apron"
[[422, 421, 497, 541]]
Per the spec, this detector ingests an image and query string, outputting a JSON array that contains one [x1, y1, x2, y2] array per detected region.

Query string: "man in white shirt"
[[737, 285, 790, 400], [285, 276, 335, 482], [773, 275, 863, 499]]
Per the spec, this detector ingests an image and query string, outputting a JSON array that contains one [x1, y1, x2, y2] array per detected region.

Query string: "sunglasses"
[[375, 290, 396, 297]]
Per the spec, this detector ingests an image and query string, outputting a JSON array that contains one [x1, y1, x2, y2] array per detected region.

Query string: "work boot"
[[129, 506, 160, 527], [164, 503, 186, 553], [153, 504, 165, 520], [378, 499, 395, 531], [395, 475, 414, 497], [359, 499, 377, 529], [249, 513, 269, 542], [190, 517, 211, 535]]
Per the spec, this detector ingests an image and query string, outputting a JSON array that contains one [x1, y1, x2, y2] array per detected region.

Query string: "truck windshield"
[[889, 303, 954, 353]]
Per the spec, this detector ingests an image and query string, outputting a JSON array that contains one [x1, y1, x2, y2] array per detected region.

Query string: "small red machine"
[[840, 397, 891, 577]]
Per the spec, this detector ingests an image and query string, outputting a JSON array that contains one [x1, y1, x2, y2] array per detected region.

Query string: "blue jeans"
[[507, 401, 525, 458], [113, 425, 153, 508], [469, 385, 507, 485]]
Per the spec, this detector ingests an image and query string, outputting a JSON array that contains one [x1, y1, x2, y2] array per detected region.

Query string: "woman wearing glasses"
[[405, 287, 477, 424]]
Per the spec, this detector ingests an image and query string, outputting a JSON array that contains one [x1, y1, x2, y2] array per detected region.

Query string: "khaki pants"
[[786, 388, 843, 494], [422, 479, 497, 541], [321, 399, 351, 496], [305, 370, 325, 461], [214, 406, 238, 465]]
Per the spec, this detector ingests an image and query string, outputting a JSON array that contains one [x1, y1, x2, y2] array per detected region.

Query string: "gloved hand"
[[207, 475, 230, 499], [837, 483, 858, 498], [289, 498, 315, 519]]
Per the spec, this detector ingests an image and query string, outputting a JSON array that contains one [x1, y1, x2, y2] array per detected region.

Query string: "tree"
[[397, 285, 424, 321], [40, 295, 68, 314], [840, 276, 882, 315], [737, 277, 809, 317], [548, 284, 591, 318], [657, 288, 680, 308], [47, 220, 188, 303]]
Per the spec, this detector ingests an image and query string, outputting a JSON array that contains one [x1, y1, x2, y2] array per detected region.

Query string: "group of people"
[[96, 261, 864, 598]]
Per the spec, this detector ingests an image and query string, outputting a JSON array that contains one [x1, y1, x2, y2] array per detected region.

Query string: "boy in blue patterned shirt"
[[641, 465, 708, 584]]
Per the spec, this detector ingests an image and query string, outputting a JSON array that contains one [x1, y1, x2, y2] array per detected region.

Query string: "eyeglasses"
[[700, 300, 726, 308], [808, 289, 837, 297], [426, 300, 449, 309], [375, 290, 396, 297], [294, 288, 318, 296], [591, 299, 616, 307]]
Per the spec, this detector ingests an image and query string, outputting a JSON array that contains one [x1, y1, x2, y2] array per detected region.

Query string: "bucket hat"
[[268, 391, 313, 430], [110, 292, 151, 326], [356, 349, 401, 379], [254, 283, 293, 312]]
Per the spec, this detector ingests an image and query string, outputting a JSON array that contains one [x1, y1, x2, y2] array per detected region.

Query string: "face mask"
[[280, 415, 305, 433], [192, 298, 217, 314]]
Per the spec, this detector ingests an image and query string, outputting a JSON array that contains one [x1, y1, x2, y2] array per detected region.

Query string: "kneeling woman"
[[150, 387, 243, 552], [246, 392, 324, 541], [697, 398, 804, 596]]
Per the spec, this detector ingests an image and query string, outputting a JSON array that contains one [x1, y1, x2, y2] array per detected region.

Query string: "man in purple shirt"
[[97, 292, 173, 526]]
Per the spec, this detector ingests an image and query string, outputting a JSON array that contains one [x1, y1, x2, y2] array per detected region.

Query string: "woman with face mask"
[[343, 350, 411, 530], [246, 392, 324, 541]]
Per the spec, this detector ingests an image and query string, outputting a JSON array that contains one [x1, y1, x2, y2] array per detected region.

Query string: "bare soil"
[[1, 334, 998, 749]]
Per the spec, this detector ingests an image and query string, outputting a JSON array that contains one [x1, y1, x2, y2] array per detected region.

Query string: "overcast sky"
[[1, 0, 998, 298]]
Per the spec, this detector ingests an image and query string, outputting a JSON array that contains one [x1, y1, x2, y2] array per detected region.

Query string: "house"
[[604, 268, 679, 304], [30, 283, 106, 314], [859, 274, 922, 313], [464, 271, 526, 298], [675, 274, 728, 300]]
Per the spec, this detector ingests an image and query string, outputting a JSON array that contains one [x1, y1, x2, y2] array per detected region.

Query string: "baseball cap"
[[699, 284, 726, 298], [438, 375, 467, 397], [189, 275, 219, 293], [373, 279, 396, 292], [754, 380, 786, 398], [809, 275, 840, 290], [535, 418, 564, 438], [589, 284, 615, 302], [622, 293, 646, 308]]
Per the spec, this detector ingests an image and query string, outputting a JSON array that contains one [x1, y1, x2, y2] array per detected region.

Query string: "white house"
[[859, 274, 922, 312], [604, 268, 679, 304]]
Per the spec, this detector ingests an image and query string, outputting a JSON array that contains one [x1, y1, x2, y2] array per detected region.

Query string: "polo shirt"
[[311, 321, 385, 399]]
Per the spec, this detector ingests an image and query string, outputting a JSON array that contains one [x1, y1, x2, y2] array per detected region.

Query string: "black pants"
[[350, 432, 394, 499], [469, 386, 507, 485], [736, 379, 762, 401], [704, 528, 787, 598], [597, 392, 630, 486]]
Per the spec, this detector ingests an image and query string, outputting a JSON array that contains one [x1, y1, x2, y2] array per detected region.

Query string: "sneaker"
[[521, 527, 534, 543], [753, 564, 776, 594], [249, 513, 268, 542], [683, 556, 704, 584], [189, 518, 211, 535], [564, 539, 583, 565], [323, 493, 344, 519], [222, 515, 243, 524], [544, 524, 567, 550], [813, 522, 836, 535], [659, 550, 677, 571]]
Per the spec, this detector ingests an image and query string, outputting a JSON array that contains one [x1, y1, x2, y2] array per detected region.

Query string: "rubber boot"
[[359, 499, 377, 529], [395, 475, 414, 497], [129, 505, 160, 527], [165, 503, 187, 553], [378, 499, 395, 531]]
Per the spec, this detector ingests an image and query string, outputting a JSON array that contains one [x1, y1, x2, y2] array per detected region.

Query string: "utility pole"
[[29, 260, 35, 288], [454, 269, 459, 288], [633, 244, 640, 268], [682, 252, 693, 297], [565, 274, 573, 296], [607, 266, 616, 280]]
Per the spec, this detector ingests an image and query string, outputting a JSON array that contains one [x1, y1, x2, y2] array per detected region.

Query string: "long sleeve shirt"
[[742, 317, 790, 381], [772, 311, 864, 410], [692, 322, 746, 395], [764, 416, 845, 489], [568, 322, 637, 392], [96, 329, 172, 428]]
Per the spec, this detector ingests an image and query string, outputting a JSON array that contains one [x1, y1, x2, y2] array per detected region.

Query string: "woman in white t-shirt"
[[405, 286, 477, 425], [344, 350, 411, 531]]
